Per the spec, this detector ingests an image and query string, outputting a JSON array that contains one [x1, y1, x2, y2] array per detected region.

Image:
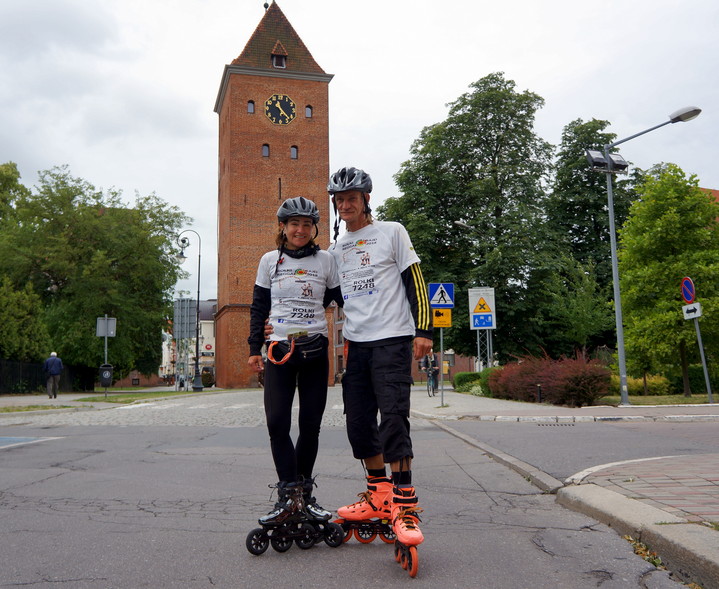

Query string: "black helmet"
[[327, 167, 372, 195], [277, 197, 320, 224]]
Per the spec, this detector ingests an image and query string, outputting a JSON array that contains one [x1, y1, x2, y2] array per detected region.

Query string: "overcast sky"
[[1, 0, 716, 299]]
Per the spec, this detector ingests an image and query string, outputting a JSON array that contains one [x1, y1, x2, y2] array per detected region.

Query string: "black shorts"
[[342, 339, 414, 463]]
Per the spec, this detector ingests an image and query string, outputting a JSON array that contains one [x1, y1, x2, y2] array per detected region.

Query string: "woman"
[[248, 196, 341, 524]]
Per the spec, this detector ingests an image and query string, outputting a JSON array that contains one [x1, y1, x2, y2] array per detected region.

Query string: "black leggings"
[[263, 336, 329, 483]]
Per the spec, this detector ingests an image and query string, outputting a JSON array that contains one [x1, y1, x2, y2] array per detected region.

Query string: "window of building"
[[305, 105, 313, 118], [290, 146, 298, 160], [272, 55, 286, 69], [262, 144, 270, 157], [247, 100, 255, 113]]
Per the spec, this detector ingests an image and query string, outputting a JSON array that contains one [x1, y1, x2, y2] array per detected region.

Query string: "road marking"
[[565, 455, 681, 485], [0, 436, 62, 450]]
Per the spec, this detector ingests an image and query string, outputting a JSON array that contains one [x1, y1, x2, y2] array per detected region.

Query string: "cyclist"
[[420, 350, 439, 396]]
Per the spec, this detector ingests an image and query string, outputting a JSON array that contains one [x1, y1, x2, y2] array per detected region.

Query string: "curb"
[[411, 410, 719, 423], [557, 485, 719, 588]]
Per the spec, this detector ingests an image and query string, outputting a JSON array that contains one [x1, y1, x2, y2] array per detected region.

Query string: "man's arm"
[[400, 262, 433, 358]]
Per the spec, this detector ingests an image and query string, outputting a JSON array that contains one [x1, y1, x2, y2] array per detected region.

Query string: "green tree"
[[0, 165, 189, 376], [378, 72, 555, 360], [545, 118, 640, 291], [0, 278, 51, 362], [539, 259, 613, 357], [619, 164, 719, 394]]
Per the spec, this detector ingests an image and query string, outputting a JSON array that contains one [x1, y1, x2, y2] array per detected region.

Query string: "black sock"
[[392, 471, 412, 486], [367, 468, 387, 479]]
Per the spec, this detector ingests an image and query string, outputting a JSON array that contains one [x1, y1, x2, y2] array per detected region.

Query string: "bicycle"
[[425, 369, 438, 397]]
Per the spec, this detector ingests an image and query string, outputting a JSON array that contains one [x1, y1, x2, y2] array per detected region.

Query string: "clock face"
[[265, 94, 297, 125]]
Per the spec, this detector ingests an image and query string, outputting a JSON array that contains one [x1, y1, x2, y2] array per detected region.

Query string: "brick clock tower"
[[214, 2, 334, 388]]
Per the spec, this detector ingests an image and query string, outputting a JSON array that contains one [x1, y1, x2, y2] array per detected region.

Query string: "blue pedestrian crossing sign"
[[428, 283, 454, 308]]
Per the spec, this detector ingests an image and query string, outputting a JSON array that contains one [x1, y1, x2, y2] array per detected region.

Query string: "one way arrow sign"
[[683, 302, 703, 320]]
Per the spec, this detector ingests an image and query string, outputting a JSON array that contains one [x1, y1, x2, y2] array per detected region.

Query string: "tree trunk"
[[679, 341, 692, 397]]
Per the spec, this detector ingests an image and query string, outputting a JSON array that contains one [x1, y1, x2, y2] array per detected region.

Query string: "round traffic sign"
[[681, 277, 695, 304]]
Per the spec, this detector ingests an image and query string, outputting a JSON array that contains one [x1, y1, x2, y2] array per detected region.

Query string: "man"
[[328, 166, 432, 551], [43, 352, 63, 398]]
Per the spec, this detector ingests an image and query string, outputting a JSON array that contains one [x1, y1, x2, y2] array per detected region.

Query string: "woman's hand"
[[248, 355, 264, 373]]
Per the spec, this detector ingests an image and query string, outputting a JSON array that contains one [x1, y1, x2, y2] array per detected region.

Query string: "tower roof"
[[232, 2, 325, 74]]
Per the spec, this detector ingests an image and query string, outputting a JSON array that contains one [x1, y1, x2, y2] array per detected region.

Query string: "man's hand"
[[263, 319, 274, 339], [413, 336, 432, 360]]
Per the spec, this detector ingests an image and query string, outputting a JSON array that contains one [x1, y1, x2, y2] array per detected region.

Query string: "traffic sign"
[[433, 308, 452, 328], [683, 302, 702, 320], [468, 287, 496, 330], [681, 277, 696, 304], [428, 283, 454, 308]]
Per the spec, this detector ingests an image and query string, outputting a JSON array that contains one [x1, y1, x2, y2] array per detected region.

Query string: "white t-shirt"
[[255, 249, 340, 341], [331, 221, 420, 342]]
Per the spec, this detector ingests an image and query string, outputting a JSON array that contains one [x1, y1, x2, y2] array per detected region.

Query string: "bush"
[[488, 355, 611, 407], [453, 371, 483, 391], [477, 366, 500, 397], [201, 371, 215, 388], [609, 373, 670, 396], [668, 365, 718, 395]]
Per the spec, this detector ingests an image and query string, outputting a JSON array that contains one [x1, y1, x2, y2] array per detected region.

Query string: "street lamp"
[[586, 106, 701, 406], [176, 229, 204, 393]]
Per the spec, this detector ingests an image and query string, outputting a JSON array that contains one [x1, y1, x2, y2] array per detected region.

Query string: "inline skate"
[[333, 476, 396, 545], [391, 486, 424, 578], [246, 480, 343, 555]]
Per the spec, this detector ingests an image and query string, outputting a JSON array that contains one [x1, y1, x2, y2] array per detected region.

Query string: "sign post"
[[428, 283, 454, 407], [96, 315, 117, 398], [468, 288, 496, 370], [680, 278, 713, 403]]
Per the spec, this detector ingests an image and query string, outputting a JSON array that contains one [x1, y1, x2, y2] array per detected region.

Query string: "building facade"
[[214, 2, 334, 388]]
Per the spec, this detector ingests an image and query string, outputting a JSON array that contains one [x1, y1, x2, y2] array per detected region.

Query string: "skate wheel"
[[394, 541, 402, 563], [246, 528, 269, 556], [270, 529, 293, 553], [295, 523, 316, 550], [379, 529, 395, 544], [334, 519, 353, 543], [323, 522, 344, 548], [354, 525, 377, 544], [407, 546, 419, 577]]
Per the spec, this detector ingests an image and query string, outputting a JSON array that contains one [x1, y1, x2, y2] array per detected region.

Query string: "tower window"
[[305, 105, 313, 118], [247, 100, 255, 113], [290, 146, 298, 160], [271, 55, 286, 69], [262, 144, 270, 157]]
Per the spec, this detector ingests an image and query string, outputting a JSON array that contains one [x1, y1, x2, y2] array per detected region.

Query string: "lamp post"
[[176, 229, 204, 393], [586, 106, 701, 405]]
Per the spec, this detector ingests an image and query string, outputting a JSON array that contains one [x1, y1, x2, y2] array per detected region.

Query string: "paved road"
[[0, 390, 684, 588]]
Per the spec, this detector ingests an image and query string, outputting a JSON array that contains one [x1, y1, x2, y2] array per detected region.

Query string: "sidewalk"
[[2, 386, 718, 586]]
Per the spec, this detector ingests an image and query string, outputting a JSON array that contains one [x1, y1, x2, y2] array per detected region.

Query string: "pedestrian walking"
[[43, 352, 63, 398]]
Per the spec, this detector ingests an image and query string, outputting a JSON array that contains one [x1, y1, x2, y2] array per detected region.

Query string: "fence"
[[0, 359, 96, 394]]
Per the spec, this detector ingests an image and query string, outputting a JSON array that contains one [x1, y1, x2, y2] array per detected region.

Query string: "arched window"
[[262, 144, 270, 157], [290, 146, 298, 160], [247, 100, 255, 114], [305, 105, 313, 118]]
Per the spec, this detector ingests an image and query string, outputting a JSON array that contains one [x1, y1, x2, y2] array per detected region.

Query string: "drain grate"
[[537, 423, 575, 427]]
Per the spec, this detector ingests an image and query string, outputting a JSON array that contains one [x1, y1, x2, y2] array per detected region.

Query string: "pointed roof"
[[214, 2, 333, 114], [232, 2, 325, 74]]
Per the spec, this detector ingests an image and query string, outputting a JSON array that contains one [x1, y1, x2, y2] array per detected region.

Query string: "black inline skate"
[[246, 480, 344, 555]]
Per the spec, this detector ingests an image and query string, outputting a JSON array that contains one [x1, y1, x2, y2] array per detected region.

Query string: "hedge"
[[487, 355, 611, 407]]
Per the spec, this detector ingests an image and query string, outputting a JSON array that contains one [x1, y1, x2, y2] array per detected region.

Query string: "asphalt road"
[[0, 391, 687, 588], [446, 419, 719, 482]]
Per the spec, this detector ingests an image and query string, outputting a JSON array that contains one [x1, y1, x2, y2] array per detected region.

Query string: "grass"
[[76, 390, 204, 404], [0, 405, 74, 413], [597, 393, 714, 406]]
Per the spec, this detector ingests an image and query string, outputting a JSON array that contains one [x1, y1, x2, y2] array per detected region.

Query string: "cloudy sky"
[[1, 0, 716, 299]]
